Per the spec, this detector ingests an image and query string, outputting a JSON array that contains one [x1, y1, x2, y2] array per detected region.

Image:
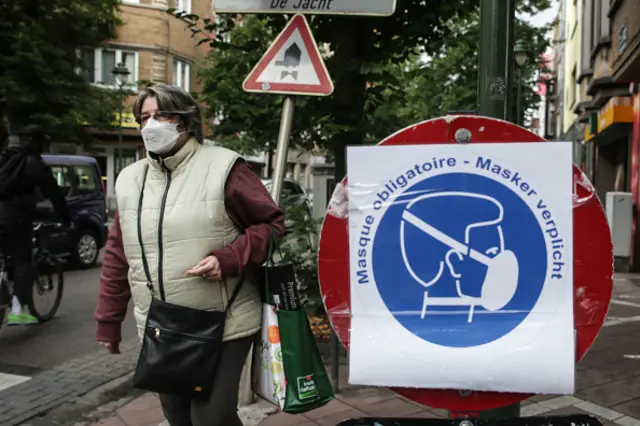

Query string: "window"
[[71, 166, 98, 195], [122, 0, 140, 4], [50, 167, 73, 197], [176, 0, 192, 13], [172, 59, 191, 91], [569, 66, 577, 107], [78, 48, 138, 88], [50, 165, 98, 197]]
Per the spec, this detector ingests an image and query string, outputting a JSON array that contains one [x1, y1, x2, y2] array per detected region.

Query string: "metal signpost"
[[213, 0, 397, 16], [317, 115, 614, 418]]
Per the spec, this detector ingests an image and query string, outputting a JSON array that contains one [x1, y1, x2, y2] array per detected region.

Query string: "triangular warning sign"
[[243, 14, 334, 97]]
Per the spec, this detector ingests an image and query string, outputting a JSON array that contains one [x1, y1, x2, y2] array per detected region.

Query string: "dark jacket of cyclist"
[[0, 125, 71, 325]]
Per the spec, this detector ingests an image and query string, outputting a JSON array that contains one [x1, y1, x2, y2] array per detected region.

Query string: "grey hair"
[[133, 84, 203, 143]]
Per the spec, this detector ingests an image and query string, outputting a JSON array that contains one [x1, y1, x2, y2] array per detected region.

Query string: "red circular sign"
[[318, 116, 613, 412]]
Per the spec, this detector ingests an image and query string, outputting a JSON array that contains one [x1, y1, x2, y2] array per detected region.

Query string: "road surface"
[[0, 254, 137, 373]]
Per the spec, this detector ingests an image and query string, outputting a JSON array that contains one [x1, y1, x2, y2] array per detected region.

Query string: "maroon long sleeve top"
[[95, 160, 286, 343]]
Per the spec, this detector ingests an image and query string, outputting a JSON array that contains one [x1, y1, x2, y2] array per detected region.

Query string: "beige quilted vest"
[[115, 138, 262, 341]]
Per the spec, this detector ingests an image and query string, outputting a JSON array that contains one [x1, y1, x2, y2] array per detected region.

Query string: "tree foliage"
[[173, 0, 551, 177], [374, 3, 552, 133], [0, 0, 122, 142]]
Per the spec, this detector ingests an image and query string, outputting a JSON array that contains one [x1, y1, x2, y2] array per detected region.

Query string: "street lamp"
[[112, 62, 130, 174], [514, 40, 532, 66], [513, 40, 533, 125]]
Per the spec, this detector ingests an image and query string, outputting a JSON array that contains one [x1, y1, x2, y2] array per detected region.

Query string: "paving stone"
[[304, 400, 353, 421], [616, 417, 640, 426], [612, 399, 640, 420], [356, 397, 425, 417], [314, 407, 368, 426], [335, 386, 397, 407], [259, 412, 309, 426], [575, 401, 625, 421], [0, 339, 139, 426], [539, 395, 582, 410], [91, 415, 126, 426], [521, 403, 551, 416], [577, 382, 638, 407]]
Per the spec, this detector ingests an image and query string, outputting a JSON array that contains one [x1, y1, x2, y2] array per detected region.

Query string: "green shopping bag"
[[278, 308, 335, 413], [260, 227, 334, 414]]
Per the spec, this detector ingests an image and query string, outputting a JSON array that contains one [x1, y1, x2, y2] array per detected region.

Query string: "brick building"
[[51, 0, 212, 209]]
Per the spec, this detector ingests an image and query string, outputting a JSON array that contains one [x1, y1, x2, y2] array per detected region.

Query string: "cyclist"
[[0, 124, 72, 325]]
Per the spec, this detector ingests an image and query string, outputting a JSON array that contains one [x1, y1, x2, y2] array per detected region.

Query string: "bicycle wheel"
[[28, 255, 64, 322]]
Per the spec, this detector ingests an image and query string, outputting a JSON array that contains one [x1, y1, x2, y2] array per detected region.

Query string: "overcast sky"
[[521, 0, 559, 30]]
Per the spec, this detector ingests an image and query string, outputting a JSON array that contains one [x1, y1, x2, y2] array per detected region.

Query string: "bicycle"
[[0, 221, 65, 330]]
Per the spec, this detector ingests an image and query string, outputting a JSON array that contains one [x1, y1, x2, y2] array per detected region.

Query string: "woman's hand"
[[186, 255, 222, 280]]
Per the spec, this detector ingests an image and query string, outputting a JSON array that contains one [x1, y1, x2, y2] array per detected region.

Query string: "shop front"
[[585, 96, 634, 204]]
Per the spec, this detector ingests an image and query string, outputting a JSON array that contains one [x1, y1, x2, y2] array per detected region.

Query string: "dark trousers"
[[0, 228, 33, 307], [159, 334, 255, 426]]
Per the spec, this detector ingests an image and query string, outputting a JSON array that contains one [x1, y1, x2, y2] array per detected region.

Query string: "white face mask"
[[141, 117, 181, 155]]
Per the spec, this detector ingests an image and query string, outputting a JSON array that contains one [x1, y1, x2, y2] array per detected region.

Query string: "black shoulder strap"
[[224, 275, 244, 312], [136, 165, 163, 300]]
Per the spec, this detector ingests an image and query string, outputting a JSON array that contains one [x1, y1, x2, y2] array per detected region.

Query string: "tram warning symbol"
[[275, 43, 301, 81]]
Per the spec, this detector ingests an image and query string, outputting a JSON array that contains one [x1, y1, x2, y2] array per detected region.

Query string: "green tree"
[[175, 1, 477, 173], [377, 4, 552, 130], [0, 0, 122, 142]]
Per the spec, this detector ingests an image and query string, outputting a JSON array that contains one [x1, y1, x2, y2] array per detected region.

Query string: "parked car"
[[35, 154, 108, 268], [260, 178, 312, 232]]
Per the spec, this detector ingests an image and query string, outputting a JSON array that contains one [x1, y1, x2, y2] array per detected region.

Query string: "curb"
[[19, 372, 141, 426]]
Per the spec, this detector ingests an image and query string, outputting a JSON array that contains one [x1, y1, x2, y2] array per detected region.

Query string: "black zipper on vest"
[[156, 163, 172, 300]]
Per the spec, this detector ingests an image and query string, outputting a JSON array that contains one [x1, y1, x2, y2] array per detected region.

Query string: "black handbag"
[[131, 166, 243, 399]]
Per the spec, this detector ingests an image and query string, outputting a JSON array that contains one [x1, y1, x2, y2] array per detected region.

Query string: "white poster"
[[346, 142, 575, 395]]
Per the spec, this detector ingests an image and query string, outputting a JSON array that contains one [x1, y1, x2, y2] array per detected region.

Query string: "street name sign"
[[213, 0, 397, 16], [243, 14, 333, 96]]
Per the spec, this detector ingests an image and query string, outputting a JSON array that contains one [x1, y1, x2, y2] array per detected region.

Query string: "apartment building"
[[608, 0, 640, 270], [51, 0, 212, 208], [560, 0, 582, 146], [550, 3, 565, 143], [575, 0, 633, 205], [552, 0, 639, 269]]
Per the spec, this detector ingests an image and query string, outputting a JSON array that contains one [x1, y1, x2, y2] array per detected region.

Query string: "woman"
[[95, 84, 285, 426]]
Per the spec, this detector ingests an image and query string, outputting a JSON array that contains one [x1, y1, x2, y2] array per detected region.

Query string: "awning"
[[112, 112, 138, 129], [598, 96, 633, 133]]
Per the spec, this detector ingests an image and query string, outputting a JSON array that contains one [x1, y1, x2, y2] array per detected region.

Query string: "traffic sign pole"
[[477, 0, 519, 418], [270, 97, 295, 204], [240, 14, 334, 407], [477, 0, 515, 121]]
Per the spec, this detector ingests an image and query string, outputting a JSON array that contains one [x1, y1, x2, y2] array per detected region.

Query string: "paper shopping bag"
[[253, 303, 286, 408]]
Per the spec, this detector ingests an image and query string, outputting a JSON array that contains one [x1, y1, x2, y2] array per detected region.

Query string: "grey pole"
[[270, 97, 296, 204]]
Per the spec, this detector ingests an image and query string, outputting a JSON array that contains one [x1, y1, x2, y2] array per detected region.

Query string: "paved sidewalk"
[[0, 339, 140, 426], [85, 274, 640, 425]]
